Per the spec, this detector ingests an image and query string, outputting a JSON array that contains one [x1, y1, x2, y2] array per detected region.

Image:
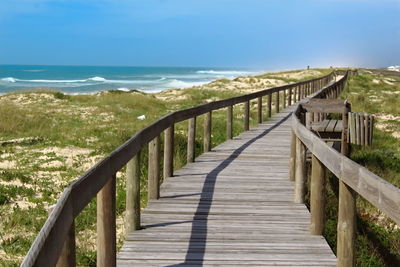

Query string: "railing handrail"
[[291, 74, 400, 224], [291, 71, 399, 266], [21, 71, 334, 266]]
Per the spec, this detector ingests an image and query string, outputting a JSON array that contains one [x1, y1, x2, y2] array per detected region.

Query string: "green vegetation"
[[2, 68, 398, 266], [320, 69, 400, 266], [0, 69, 323, 266]]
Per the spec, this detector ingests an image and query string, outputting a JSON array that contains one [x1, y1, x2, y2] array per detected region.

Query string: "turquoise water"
[[0, 65, 259, 94]]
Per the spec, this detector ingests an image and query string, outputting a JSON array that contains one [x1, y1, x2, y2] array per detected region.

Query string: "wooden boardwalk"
[[117, 106, 337, 266]]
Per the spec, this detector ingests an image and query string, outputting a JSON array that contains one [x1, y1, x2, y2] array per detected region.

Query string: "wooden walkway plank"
[[117, 104, 336, 266]]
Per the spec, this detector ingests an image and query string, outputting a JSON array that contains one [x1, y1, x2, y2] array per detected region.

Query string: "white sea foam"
[[87, 76, 106, 82], [166, 79, 209, 88], [1, 77, 17, 83], [117, 87, 130, 92], [27, 79, 86, 83]]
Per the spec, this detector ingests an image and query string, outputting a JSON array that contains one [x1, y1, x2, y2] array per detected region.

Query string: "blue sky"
[[0, 0, 399, 68]]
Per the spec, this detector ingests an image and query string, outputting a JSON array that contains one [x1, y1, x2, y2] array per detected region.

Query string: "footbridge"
[[21, 70, 400, 267]]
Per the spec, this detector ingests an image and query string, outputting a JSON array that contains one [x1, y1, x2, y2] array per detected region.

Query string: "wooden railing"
[[21, 72, 335, 267], [290, 72, 400, 267], [348, 112, 374, 146]]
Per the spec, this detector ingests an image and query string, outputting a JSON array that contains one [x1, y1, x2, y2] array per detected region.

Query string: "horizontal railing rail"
[[21, 71, 335, 267], [290, 72, 400, 267]]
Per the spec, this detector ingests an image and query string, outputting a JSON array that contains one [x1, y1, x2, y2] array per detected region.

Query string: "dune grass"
[[0, 69, 325, 266], [319, 70, 400, 266]]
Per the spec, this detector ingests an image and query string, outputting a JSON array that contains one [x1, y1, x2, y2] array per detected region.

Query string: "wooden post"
[[49, 206, 75, 267], [348, 113, 355, 144], [305, 112, 312, 129], [226, 106, 233, 139], [97, 175, 116, 267], [310, 155, 326, 235], [364, 114, 369, 146], [300, 84, 304, 99], [187, 117, 196, 163], [337, 182, 356, 267], [267, 93, 272, 117], [204, 111, 212, 152], [257, 97, 262, 123], [275, 92, 280, 113], [289, 130, 296, 181], [126, 152, 141, 232], [283, 89, 286, 108], [337, 113, 355, 267], [360, 113, 365, 146], [355, 113, 361, 145], [288, 87, 292, 106], [369, 115, 374, 145], [163, 124, 174, 178], [297, 85, 301, 101], [244, 101, 250, 131], [341, 106, 350, 155], [148, 136, 160, 200], [294, 137, 306, 203], [227, 106, 233, 139]]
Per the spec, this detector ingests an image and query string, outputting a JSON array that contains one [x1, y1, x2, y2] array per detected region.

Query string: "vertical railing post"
[[297, 85, 301, 101], [126, 152, 141, 232], [148, 136, 160, 200], [288, 87, 292, 106], [244, 100, 250, 131], [204, 111, 212, 152], [187, 117, 196, 163], [369, 115, 374, 145], [257, 97, 262, 123], [227, 106, 233, 139], [337, 106, 355, 267], [294, 137, 306, 203], [337, 182, 356, 267], [267, 93, 272, 118], [97, 174, 116, 267], [283, 89, 286, 108], [310, 155, 326, 235], [364, 114, 369, 146], [163, 124, 174, 178], [289, 130, 296, 181], [275, 91, 280, 113], [360, 114, 365, 146]]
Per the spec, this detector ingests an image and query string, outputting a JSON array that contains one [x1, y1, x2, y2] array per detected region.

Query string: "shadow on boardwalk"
[[167, 113, 291, 266]]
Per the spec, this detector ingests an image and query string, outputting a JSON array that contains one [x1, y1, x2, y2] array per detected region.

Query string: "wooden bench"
[[310, 119, 343, 141]]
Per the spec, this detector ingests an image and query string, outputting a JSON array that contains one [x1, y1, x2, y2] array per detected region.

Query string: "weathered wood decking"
[[117, 106, 336, 266]]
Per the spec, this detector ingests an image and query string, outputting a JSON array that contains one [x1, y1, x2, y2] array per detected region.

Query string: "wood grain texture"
[[204, 112, 212, 152], [126, 153, 141, 232], [267, 93, 272, 118], [310, 155, 326, 235], [187, 117, 196, 163], [148, 137, 160, 200], [227, 106, 233, 140], [118, 105, 336, 266], [56, 221, 75, 267], [163, 125, 174, 178], [97, 175, 116, 267], [244, 100, 250, 131], [21, 74, 337, 267], [257, 97, 263, 123]]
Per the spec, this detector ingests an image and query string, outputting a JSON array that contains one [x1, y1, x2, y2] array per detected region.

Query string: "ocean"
[[0, 65, 260, 95]]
